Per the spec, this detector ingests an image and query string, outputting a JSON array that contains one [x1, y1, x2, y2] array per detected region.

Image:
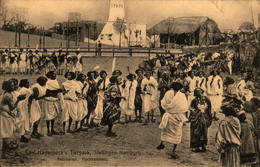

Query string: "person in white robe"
[[17, 79, 32, 136], [75, 73, 89, 131], [141, 71, 158, 124], [29, 76, 47, 139], [10, 51, 18, 74], [206, 70, 223, 120], [75, 51, 83, 73], [196, 71, 207, 94], [185, 71, 197, 107], [19, 51, 27, 74], [62, 72, 80, 133], [10, 78, 29, 143], [0, 80, 26, 159], [120, 74, 138, 123], [93, 70, 109, 125], [43, 71, 63, 136], [157, 82, 188, 159]]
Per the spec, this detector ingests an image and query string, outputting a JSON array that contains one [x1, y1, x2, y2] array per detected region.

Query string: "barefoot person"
[[189, 88, 212, 152], [206, 70, 223, 120], [134, 69, 144, 122], [120, 74, 137, 123], [0, 80, 26, 159], [101, 76, 123, 137], [29, 76, 48, 139], [157, 82, 188, 159], [141, 71, 158, 124], [44, 71, 62, 136]]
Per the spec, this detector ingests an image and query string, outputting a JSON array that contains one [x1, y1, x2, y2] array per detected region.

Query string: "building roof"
[[238, 22, 256, 33], [148, 16, 220, 35]]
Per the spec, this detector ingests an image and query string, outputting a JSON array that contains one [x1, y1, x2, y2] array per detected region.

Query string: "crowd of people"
[[0, 49, 83, 75], [0, 46, 259, 167]]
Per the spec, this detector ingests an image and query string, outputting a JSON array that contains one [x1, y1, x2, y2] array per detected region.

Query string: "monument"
[[97, 0, 147, 47]]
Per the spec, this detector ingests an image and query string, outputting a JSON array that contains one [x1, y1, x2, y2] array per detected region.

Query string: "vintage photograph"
[[0, 0, 259, 166]]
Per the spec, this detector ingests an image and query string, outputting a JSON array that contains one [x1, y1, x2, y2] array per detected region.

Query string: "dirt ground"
[[0, 113, 223, 167], [0, 56, 258, 167]]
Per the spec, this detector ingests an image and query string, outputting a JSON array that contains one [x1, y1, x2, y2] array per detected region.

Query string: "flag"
[[111, 57, 116, 73]]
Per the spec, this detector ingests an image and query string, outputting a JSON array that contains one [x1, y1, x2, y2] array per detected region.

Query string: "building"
[[97, 0, 147, 47], [148, 16, 222, 47], [51, 21, 105, 42]]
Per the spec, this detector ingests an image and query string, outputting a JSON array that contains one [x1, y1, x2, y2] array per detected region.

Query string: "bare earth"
[[0, 116, 222, 167], [0, 56, 258, 167]]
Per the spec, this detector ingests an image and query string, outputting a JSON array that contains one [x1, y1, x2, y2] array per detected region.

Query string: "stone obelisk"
[[97, 0, 128, 47]]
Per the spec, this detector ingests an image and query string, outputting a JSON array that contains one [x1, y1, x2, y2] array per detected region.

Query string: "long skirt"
[[120, 99, 135, 116], [190, 123, 208, 148], [94, 93, 104, 124], [161, 116, 184, 145], [19, 61, 27, 73], [63, 100, 78, 121], [101, 103, 121, 126], [17, 101, 30, 132], [252, 138, 260, 167], [77, 99, 88, 121], [220, 145, 240, 167], [43, 100, 59, 121], [30, 100, 41, 125], [0, 113, 15, 138], [208, 95, 222, 113]]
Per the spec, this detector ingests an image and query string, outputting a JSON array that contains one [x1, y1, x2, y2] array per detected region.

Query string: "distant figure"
[[97, 41, 102, 56]]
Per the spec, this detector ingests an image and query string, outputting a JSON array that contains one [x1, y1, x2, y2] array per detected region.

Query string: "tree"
[[113, 18, 127, 48]]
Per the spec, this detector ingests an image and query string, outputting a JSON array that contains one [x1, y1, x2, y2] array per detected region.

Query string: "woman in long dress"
[[237, 111, 257, 167], [86, 71, 98, 127], [101, 76, 123, 137], [216, 104, 241, 167], [94, 70, 109, 125], [206, 70, 223, 120], [141, 71, 158, 124], [75, 73, 89, 131], [157, 82, 188, 159], [120, 74, 137, 123], [134, 69, 144, 122], [189, 88, 212, 152], [0, 80, 26, 159], [43, 71, 63, 136], [29, 76, 48, 139], [250, 98, 260, 167], [17, 79, 33, 140], [62, 72, 80, 133]]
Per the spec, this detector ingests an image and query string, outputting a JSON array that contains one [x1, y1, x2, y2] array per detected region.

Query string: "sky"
[[3, 0, 260, 31]]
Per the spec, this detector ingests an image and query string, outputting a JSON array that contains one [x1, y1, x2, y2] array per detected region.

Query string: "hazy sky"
[[4, 0, 260, 30]]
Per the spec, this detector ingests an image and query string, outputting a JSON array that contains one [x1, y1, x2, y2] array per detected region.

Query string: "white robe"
[[44, 79, 61, 120], [206, 75, 223, 113], [75, 81, 88, 121], [17, 87, 33, 132], [94, 77, 109, 124], [120, 80, 138, 116], [185, 76, 197, 106], [19, 53, 27, 72], [62, 80, 80, 121], [30, 83, 46, 125], [159, 90, 188, 144], [141, 77, 158, 113]]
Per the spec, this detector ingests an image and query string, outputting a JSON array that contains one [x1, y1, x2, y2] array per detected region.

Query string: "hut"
[[148, 16, 222, 47], [238, 22, 257, 41]]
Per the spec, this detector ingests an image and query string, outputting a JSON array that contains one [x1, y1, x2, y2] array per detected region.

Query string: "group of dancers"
[[0, 48, 259, 167], [0, 49, 83, 75]]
